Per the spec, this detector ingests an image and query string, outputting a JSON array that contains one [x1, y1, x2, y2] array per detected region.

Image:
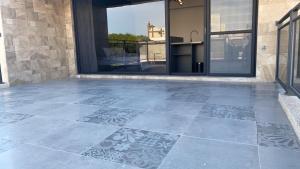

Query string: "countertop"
[[171, 41, 204, 45]]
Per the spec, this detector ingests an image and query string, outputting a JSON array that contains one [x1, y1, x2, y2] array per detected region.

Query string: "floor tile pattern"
[[257, 122, 300, 150], [79, 108, 141, 126], [83, 128, 179, 169], [78, 96, 122, 106], [198, 104, 255, 121], [0, 113, 33, 126], [0, 79, 298, 169]]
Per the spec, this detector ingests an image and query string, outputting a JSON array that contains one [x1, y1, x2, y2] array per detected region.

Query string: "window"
[[278, 25, 290, 84], [95, 0, 166, 74], [209, 0, 255, 75]]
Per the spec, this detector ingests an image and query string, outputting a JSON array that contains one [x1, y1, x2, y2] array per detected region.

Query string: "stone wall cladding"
[[64, 0, 77, 76], [0, 0, 75, 85], [256, 0, 299, 82]]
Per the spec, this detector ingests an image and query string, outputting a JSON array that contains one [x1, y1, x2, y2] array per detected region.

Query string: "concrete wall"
[[256, 0, 299, 81], [0, 0, 76, 85], [0, 7, 9, 83]]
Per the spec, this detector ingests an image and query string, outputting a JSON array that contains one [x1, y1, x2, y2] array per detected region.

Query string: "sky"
[[107, 1, 165, 36]]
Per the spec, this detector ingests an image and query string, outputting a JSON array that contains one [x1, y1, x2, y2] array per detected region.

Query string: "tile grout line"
[[182, 135, 259, 147], [256, 121, 263, 169]]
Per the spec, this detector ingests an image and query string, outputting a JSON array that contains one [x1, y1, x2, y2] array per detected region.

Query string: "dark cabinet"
[[171, 42, 204, 73]]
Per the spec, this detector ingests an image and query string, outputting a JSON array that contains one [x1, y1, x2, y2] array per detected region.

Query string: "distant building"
[[147, 22, 165, 41]]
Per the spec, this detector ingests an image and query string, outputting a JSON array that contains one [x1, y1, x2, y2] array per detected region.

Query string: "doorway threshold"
[[74, 74, 269, 83]]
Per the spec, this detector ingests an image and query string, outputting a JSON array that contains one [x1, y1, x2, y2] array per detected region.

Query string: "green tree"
[[108, 33, 149, 42]]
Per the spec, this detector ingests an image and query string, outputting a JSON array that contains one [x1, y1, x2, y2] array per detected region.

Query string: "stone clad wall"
[[256, 0, 299, 81], [0, 0, 76, 85], [64, 0, 77, 76]]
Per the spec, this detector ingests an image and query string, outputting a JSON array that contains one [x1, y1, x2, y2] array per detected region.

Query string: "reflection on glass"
[[211, 0, 253, 32], [278, 26, 290, 84], [293, 20, 300, 91], [210, 33, 252, 74], [96, 1, 166, 73]]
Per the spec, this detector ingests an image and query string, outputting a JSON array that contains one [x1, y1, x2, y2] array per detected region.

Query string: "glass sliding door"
[[95, 0, 167, 74], [168, 0, 205, 74], [208, 0, 256, 75], [292, 19, 300, 91]]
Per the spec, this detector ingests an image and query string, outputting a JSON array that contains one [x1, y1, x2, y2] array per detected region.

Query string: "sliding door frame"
[[206, 0, 258, 77], [167, 0, 208, 75]]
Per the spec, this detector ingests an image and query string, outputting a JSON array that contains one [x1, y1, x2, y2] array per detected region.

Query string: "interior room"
[[169, 0, 205, 74]]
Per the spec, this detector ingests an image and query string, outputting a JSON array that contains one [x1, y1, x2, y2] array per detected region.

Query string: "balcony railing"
[[0, 64, 2, 84], [276, 3, 300, 97], [98, 40, 166, 72]]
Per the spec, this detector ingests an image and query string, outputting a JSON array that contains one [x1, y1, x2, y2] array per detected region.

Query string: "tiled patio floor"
[[0, 79, 300, 169]]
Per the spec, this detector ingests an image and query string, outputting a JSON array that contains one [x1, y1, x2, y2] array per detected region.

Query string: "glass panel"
[[169, 0, 205, 43], [293, 19, 300, 91], [278, 25, 290, 84], [95, 0, 166, 73], [169, 0, 205, 73], [211, 0, 253, 32], [210, 33, 252, 74]]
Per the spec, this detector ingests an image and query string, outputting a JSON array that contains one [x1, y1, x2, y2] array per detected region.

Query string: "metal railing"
[[0, 64, 2, 84], [107, 40, 166, 61], [276, 3, 300, 97]]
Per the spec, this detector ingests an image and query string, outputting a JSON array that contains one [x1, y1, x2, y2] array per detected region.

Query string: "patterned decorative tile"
[[83, 128, 179, 169], [0, 113, 33, 126], [199, 104, 255, 121], [257, 123, 300, 150], [77, 96, 121, 106], [79, 108, 141, 126]]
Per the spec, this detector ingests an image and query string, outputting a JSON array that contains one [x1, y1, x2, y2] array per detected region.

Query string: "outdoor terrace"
[[0, 79, 299, 169]]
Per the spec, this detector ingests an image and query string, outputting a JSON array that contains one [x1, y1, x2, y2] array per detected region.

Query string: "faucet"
[[190, 30, 199, 42]]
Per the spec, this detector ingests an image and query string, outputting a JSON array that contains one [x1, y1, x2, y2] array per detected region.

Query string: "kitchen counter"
[[171, 41, 204, 45]]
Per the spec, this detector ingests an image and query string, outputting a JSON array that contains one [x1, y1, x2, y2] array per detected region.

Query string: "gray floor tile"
[[0, 138, 18, 154], [0, 113, 33, 126], [255, 106, 290, 124], [3, 102, 67, 115], [0, 116, 75, 144], [83, 128, 179, 169], [39, 104, 100, 121], [198, 104, 255, 121], [126, 111, 195, 134], [61, 155, 141, 169], [47, 93, 93, 104], [185, 116, 257, 145], [159, 137, 259, 169], [79, 107, 143, 126], [77, 95, 123, 106], [167, 93, 209, 103], [0, 144, 73, 169], [113, 97, 162, 110], [259, 146, 300, 169], [150, 100, 203, 116], [257, 122, 300, 150], [37, 122, 119, 154], [207, 95, 253, 107], [0, 79, 295, 168]]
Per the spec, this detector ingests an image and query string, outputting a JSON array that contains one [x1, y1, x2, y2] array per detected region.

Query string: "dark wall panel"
[[73, 0, 98, 73], [92, 2, 109, 60]]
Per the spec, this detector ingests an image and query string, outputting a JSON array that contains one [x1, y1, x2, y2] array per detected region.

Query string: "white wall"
[[0, 8, 8, 84], [169, 0, 205, 42]]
